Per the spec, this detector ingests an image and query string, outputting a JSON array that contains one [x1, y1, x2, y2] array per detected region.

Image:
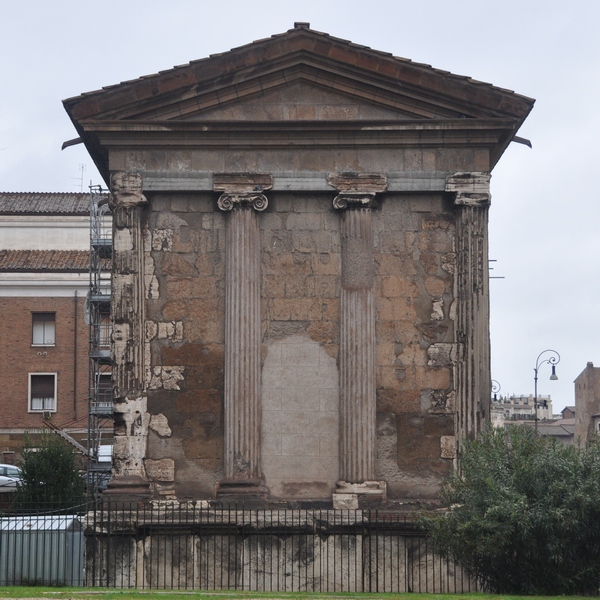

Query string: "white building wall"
[[0, 216, 90, 250]]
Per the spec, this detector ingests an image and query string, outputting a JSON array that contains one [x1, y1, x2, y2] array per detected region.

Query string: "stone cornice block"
[[446, 172, 491, 206], [327, 172, 388, 194], [213, 173, 273, 193]]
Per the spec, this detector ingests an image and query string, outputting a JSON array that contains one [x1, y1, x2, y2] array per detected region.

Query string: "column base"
[[102, 475, 151, 503], [216, 478, 269, 501], [332, 480, 387, 509]]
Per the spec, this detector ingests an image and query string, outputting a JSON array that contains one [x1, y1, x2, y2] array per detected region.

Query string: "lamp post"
[[533, 349, 560, 432], [492, 380, 501, 401]]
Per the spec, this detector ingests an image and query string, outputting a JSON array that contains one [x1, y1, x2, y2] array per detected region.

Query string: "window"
[[97, 373, 112, 405], [32, 312, 55, 346], [99, 314, 112, 349], [29, 373, 57, 412]]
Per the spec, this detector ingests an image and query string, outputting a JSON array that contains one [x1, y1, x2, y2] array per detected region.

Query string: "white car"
[[0, 464, 22, 492]]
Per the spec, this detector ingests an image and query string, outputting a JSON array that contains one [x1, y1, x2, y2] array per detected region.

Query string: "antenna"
[[72, 163, 86, 192]]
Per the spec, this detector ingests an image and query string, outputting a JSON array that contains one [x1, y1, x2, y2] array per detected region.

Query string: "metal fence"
[[0, 501, 478, 592]]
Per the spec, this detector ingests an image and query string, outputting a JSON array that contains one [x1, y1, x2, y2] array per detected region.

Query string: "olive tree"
[[420, 425, 600, 595]]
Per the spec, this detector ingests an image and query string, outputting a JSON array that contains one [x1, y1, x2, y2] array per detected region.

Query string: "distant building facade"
[[0, 193, 92, 461], [491, 394, 574, 444], [64, 25, 534, 503], [491, 394, 553, 427], [574, 362, 600, 443]]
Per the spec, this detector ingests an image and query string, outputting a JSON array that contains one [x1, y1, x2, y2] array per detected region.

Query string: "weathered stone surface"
[[145, 458, 175, 482], [332, 493, 359, 509], [427, 343, 457, 367], [149, 366, 185, 390], [149, 413, 172, 437], [440, 435, 457, 459]]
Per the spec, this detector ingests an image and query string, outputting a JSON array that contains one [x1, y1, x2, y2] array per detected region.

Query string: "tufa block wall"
[[141, 191, 457, 500]]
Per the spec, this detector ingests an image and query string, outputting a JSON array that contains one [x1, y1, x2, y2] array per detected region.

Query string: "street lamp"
[[492, 380, 501, 401], [533, 349, 560, 432]]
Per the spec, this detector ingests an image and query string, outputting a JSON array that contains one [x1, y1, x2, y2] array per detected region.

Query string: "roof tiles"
[[0, 193, 109, 215], [0, 250, 95, 272], [63, 26, 533, 111]]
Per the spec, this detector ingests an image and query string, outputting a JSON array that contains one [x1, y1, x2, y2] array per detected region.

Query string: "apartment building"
[[0, 193, 101, 461]]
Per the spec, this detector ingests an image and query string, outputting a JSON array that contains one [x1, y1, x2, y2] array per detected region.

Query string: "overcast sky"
[[2, 0, 598, 412]]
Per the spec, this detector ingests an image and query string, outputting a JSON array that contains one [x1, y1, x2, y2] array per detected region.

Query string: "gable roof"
[[64, 24, 534, 182], [0, 193, 101, 215]]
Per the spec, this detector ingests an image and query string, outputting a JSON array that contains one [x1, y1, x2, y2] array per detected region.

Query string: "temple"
[[64, 23, 534, 505]]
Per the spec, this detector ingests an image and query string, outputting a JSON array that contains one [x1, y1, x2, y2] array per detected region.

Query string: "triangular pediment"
[[65, 26, 534, 125], [179, 79, 422, 122]]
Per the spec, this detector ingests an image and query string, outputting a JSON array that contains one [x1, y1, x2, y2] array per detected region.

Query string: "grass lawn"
[[0, 590, 591, 600]]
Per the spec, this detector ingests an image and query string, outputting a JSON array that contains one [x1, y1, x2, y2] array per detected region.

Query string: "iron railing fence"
[[0, 501, 479, 592]]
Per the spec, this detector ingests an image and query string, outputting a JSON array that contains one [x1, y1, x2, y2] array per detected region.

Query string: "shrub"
[[14, 431, 85, 510], [420, 425, 600, 595]]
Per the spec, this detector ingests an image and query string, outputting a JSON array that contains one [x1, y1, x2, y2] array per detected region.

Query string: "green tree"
[[420, 425, 600, 595], [14, 431, 85, 510]]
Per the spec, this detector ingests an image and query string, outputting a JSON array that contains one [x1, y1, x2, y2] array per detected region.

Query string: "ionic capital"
[[217, 193, 268, 212], [109, 171, 147, 209], [328, 172, 387, 210], [446, 172, 491, 207], [333, 193, 377, 210], [214, 173, 272, 212]]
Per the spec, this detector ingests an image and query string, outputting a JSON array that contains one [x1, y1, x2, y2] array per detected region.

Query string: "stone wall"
[[85, 507, 477, 593], [137, 189, 461, 500], [144, 193, 225, 498]]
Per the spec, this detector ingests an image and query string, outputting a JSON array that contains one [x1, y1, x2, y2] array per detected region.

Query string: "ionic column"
[[329, 173, 387, 506], [105, 171, 150, 499], [446, 172, 492, 451], [215, 174, 271, 498]]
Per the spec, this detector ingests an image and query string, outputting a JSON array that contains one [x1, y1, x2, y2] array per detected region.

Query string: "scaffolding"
[[88, 186, 113, 493]]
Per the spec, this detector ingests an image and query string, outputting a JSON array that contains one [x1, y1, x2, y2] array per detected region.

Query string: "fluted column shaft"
[[215, 175, 271, 496], [339, 206, 376, 483], [105, 171, 150, 496], [455, 204, 490, 441], [223, 206, 262, 480], [447, 172, 492, 447]]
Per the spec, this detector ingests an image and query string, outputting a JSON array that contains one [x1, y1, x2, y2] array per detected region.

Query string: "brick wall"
[[0, 295, 89, 431]]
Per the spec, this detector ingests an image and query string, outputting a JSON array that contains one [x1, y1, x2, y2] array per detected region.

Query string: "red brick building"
[[0, 194, 92, 461]]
